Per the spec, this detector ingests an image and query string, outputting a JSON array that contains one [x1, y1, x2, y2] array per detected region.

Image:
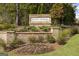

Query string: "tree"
[[50, 4, 64, 25], [16, 3, 19, 26], [63, 4, 75, 25], [0, 3, 16, 24], [0, 3, 75, 26], [50, 3, 76, 25], [18, 3, 53, 26]]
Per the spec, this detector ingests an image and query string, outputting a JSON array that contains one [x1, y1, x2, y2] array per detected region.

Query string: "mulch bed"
[[9, 43, 61, 55]]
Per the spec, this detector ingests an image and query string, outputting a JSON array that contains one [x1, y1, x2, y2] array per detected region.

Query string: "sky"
[[73, 3, 79, 19]]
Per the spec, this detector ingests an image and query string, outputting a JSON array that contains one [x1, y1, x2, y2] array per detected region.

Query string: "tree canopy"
[[50, 3, 76, 25], [0, 3, 76, 26]]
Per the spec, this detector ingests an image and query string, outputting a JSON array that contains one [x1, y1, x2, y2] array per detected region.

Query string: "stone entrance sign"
[[29, 14, 51, 26]]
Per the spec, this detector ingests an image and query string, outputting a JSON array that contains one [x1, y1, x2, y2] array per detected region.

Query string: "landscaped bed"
[[37, 34, 79, 56], [7, 34, 79, 56]]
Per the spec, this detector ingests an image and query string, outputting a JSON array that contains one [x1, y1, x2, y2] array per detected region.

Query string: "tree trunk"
[[16, 3, 19, 26]]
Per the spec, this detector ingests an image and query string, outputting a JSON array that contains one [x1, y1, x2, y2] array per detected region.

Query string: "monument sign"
[[29, 14, 51, 26]]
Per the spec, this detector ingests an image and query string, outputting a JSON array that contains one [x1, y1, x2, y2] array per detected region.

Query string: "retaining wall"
[[0, 27, 60, 43]]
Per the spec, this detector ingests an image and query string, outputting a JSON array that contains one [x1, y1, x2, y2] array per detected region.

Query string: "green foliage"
[[0, 3, 76, 26], [71, 27, 78, 35], [39, 26, 50, 32], [50, 3, 75, 25], [0, 38, 25, 51], [57, 28, 72, 45], [50, 4, 64, 25], [0, 23, 15, 30], [29, 26, 39, 32], [63, 4, 75, 25], [57, 38, 67, 45], [50, 4, 64, 19], [0, 3, 53, 26], [29, 36, 45, 43], [4, 23, 15, 29], [37, 35, 45, 43], [10, 39, 25, 49], [46, 35, 56, 43], [0, 4, 16, 24], [62, 28, 72, 37], [29, 36, 37, 43], [57, 28, 78, 45]]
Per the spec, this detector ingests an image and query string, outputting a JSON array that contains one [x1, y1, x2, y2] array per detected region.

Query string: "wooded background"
[[0, 3, 76, 26]]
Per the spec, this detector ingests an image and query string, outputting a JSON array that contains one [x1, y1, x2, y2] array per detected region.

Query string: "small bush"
[[71, 28, 78, 35], [9, 39, 25, 50], [62, 28, 72, 37], [46, 35, 56, 43], [57, 28, 72, 45], [0, 23, 15, 30], [37, 35, 45, 43], [29, 36, 37, 43], [4, 24, 13, 29], [29, 36, 45, 43], [28, 26, 39, 32], [0, 39, 25, 51], [39, 26, 50, 32], [57, 38, 67, 45]]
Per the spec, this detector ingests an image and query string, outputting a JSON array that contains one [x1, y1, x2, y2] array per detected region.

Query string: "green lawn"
[[38, 34, 79, 56]]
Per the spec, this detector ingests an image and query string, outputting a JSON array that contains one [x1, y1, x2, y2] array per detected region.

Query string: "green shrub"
[[28, 26, 39, 32], [4, 23, 15, 29], [57, 38, 67, 45], [37, 35, 45, 43], [39, 26, 50, 32], [57, 28, 72, 45], [22, 27, 28, 32], [0, 23, 15, 30], [62, 28, 72, 37], [9, 39, 25, 49], [29, 36, 45, 43], [46, 35, 56, 43], [0, 38, 25, 51], [71, 28, 78, 35], [29, 36, 37, 43]]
